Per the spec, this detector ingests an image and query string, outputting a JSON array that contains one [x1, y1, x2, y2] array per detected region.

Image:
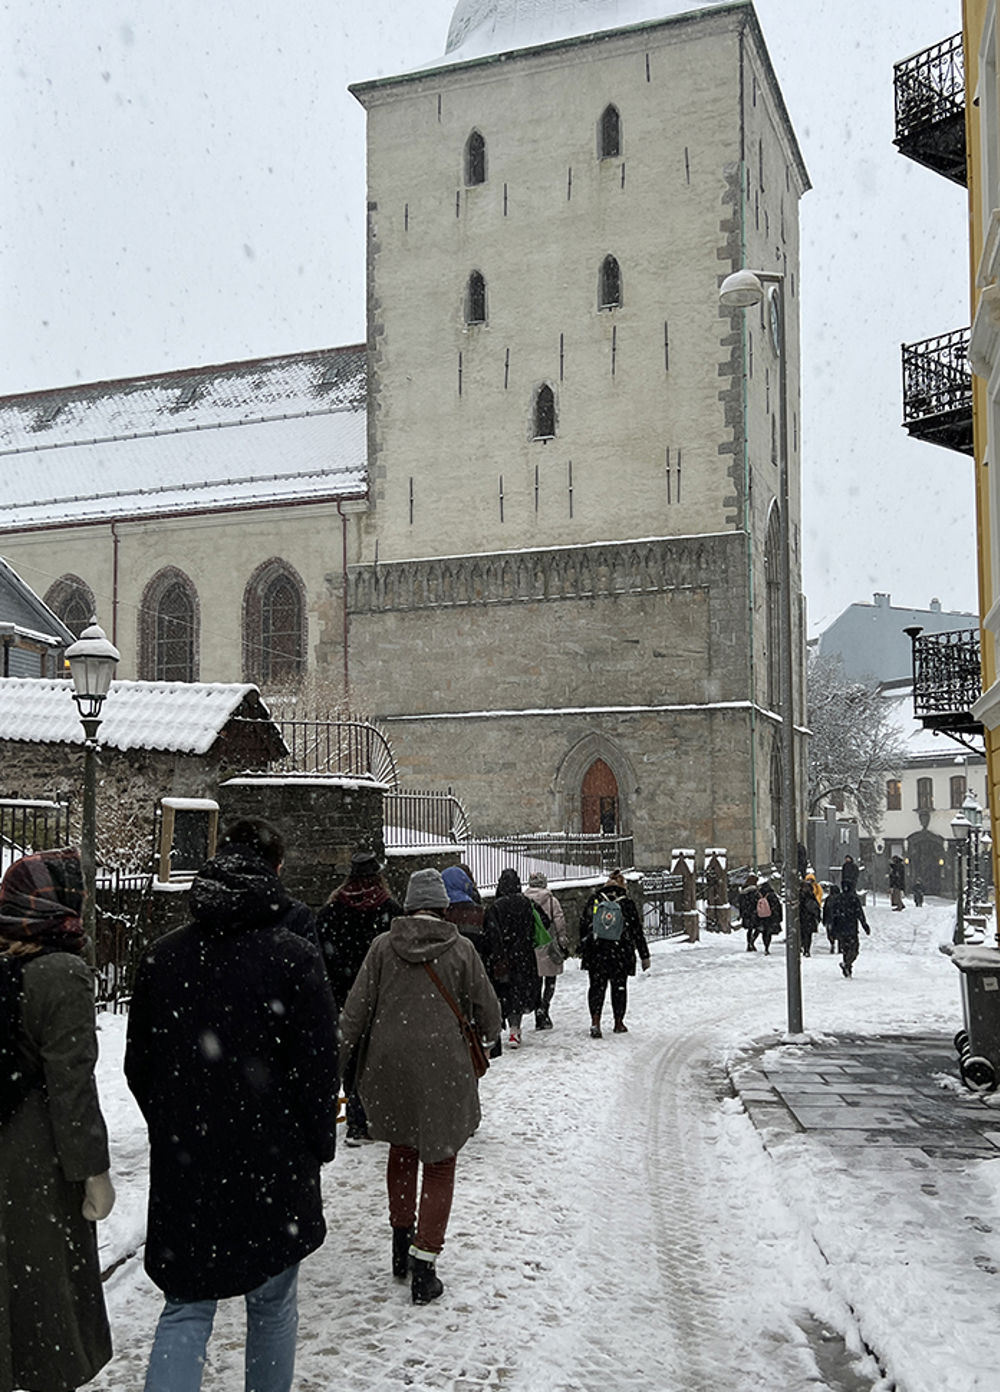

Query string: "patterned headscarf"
[[0, 847, 86, 954]]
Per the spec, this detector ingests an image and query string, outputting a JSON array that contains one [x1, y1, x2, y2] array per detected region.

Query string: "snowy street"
[[90, 899, 1000, 1391]]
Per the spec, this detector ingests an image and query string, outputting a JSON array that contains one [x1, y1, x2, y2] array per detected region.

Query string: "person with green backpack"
[[577, 869, 650, 1038]]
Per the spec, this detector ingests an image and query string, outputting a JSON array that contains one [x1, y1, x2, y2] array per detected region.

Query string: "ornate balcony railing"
[[901, 328, 973, 455], [894, 32, 967, 185], [904, 626, 984, 747]]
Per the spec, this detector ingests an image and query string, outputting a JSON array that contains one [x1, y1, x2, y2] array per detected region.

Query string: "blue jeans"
[[144, 1263, 299, 1392]]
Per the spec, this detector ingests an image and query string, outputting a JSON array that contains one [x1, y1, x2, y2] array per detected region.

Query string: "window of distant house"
[[886, 779, 902, 811], [599, 255, 622, 310], [917, 776, 934, 811], [598, 104, 621, 158], [139, 568, 199, 682], [533, 383, 556, 439], [243, 559, 307, 686], [465, 130, 486, 185], [466, 270, 487, 324], [950, 774, 967, 808]]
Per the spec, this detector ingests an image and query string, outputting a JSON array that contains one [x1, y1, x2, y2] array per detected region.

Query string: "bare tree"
[[807, 653, 906, 833]]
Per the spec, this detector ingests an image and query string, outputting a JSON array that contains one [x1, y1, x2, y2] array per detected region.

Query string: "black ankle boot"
[[392, 1226, 413, 1280], [411, 1253, 444, 1305]]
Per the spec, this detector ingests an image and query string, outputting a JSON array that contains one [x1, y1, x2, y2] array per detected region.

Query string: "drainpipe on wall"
[[337, 501, 350, 703], [738, 27, 759, 865], [110, 520, 121, 648]]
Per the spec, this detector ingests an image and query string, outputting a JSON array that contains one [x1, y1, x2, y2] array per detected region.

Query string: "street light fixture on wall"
[[720, 265, 802, 1034], [64, 617, 120, 954]]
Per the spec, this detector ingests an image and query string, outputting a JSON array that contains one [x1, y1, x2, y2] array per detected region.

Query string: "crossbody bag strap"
[[423, 961, 469, 1029]]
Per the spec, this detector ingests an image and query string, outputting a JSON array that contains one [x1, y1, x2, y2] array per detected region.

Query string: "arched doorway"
[[581, 759, 619, 834]]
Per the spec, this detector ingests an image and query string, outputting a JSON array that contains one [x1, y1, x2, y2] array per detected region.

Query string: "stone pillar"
[[704, 847, 731, 932], [671, 848, 699, 942]]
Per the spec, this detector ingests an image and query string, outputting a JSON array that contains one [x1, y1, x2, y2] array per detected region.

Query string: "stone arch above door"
[[554, 732, 637, 836]]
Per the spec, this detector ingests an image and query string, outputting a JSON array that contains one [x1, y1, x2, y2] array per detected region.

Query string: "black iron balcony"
[[901, 328, 973, 455], [904, 626, 984, 747], [894, 32, 967, 185]]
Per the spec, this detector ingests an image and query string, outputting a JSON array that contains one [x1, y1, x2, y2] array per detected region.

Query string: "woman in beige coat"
[[0, 848, 114, 1392], [340, 868, 500, 1305]]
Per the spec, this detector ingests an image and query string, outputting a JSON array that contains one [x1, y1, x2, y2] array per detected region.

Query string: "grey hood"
[[389, 912, 460, 963]]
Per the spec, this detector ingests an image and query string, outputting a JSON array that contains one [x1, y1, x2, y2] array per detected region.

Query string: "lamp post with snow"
[[719, 266, 802, 1034], [64, 618, 120, 955], [950, 808, 970, 945]]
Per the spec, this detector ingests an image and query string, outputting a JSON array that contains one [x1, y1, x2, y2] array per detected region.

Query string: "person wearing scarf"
[[316, 850, 403, 1143], [0, 846, 114, 1392]]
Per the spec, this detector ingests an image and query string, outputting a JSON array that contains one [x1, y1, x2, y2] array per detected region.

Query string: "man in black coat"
[[830, 885, 870, 977], [578, 869, 650, 1037], [125, 822, 339, 1391]]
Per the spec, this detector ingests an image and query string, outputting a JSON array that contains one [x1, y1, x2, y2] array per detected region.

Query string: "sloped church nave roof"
[[444, 0, 732, 60]]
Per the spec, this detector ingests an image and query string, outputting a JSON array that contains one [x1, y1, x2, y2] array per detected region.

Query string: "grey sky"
[[0, 1, 975, 634]]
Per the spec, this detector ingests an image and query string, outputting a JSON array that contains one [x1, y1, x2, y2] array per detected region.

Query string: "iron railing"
[[384, 788, 471, 845], [260, 716, 399, 785], [459, 833, 635, 890], [0, 798, 72, 866], [93, 869, 156, 1011], [893, 32, 967, 185], [901, 328, 973, 454], [908, 628, 983, 739]]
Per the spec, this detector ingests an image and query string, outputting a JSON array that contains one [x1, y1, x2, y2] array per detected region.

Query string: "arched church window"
[[139, 568, 199, 682], [598, 104, 621, 159], [243, 559, 307, 685], [466, 270, 487, 324], [44, 574, 96, 639], [599, 255, 622, 310], [769, 742, 783, 861], [764, 505, 781, 712], [465, 130, 486, 186], [533, 383, 556, 439]]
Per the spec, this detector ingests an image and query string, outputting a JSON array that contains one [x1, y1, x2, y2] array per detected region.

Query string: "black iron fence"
[[459, 833, 635, 891], [93, 870, 156, 1011], [901, 328, 973, 454], [893, 32, 967, 185], [384, 788, 471, 845], [261, 715, 399, 784], [908, 627, 983, 737], [0, 797, 72, 860]]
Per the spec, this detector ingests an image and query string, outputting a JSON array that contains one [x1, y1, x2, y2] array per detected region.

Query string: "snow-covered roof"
[[445, 0, 733, 61], [0, 677, 280, 756], [880, 683, 983, 768], [0, 346, 367, 531]]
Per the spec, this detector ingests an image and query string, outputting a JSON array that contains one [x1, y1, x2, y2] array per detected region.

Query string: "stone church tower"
[[348, 0, 809, 867]]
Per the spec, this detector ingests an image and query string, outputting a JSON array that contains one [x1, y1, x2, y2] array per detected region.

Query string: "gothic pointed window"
[[764, 506, 781, 712], [599, 255, 622, 309], [465, 129, 486, 185], [139, 568, 199, 682], [466, 270, 487, 324], [533, 383, 556, 439], [44, 574, 96, 639], [243, 559, 306, 685], [599, 104, 621, 159]]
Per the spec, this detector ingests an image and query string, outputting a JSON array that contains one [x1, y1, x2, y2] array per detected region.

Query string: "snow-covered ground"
[[89, 897, 1000, 1391]]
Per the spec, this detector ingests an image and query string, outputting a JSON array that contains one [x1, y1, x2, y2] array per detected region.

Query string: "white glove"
[[82, 1171, 116, 1222]]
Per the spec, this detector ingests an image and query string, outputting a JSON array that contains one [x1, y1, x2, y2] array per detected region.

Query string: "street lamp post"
[[64, 618, 120, 958], [963, 792, 984, 917], [950, 808, 970, 945], [719, 266, 802, 1034]]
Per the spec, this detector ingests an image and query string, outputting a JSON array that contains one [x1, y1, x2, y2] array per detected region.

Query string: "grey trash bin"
[[945, 945, 1000, 1090]]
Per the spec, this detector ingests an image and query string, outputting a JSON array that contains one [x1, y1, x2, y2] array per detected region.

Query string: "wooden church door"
[[581, 758, 619, 834]]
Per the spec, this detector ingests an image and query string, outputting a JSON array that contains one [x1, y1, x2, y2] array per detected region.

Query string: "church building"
[[0, 1, 807, 868]]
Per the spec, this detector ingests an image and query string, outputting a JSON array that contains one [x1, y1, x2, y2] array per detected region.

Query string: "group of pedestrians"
[[738, 856, 872, 979], [1, 825, 652, 1392]]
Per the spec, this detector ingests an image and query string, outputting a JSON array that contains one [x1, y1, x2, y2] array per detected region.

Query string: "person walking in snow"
[[482, 867, 539, 1048], [830, 884, 870, 977], [442, 863, 486, 953], [889, 855, 906, 911], [841, 855, 860, 892], [316, 849, 403, 1144], [822, 882, 841, 952], [738, 872, 763, 952], [748, 874, 782, 955], [798, 876, 821, 957], [578, 868, 650, 1037], [525, 870, 571, 1030], [125, 823, 339, 1392], [339, 868, 500, 1306], [217, 816, 321, 947], [0, 847, 114, 1392]]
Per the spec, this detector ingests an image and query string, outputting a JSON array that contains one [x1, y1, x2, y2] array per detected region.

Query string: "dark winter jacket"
[[822, 885, 840, 927], [277, 896, 320, 949], [841, 858, 860, 891], [125, 844, 339, 1302], [1, 952, 112, 1392], [482, 869, 540, 1014], [578, 881, 650, 977], [798, 884, 822, 933], [829, 887, 869, 941], [889, 858, 905, 891], [315, 883, 403, 1011], [737, 884, 761, 932]]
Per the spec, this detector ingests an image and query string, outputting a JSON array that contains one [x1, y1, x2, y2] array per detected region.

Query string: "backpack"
[[0, 956, 39, 1125], [756, 893, 772, 919], [593, 895, 625, 942]]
